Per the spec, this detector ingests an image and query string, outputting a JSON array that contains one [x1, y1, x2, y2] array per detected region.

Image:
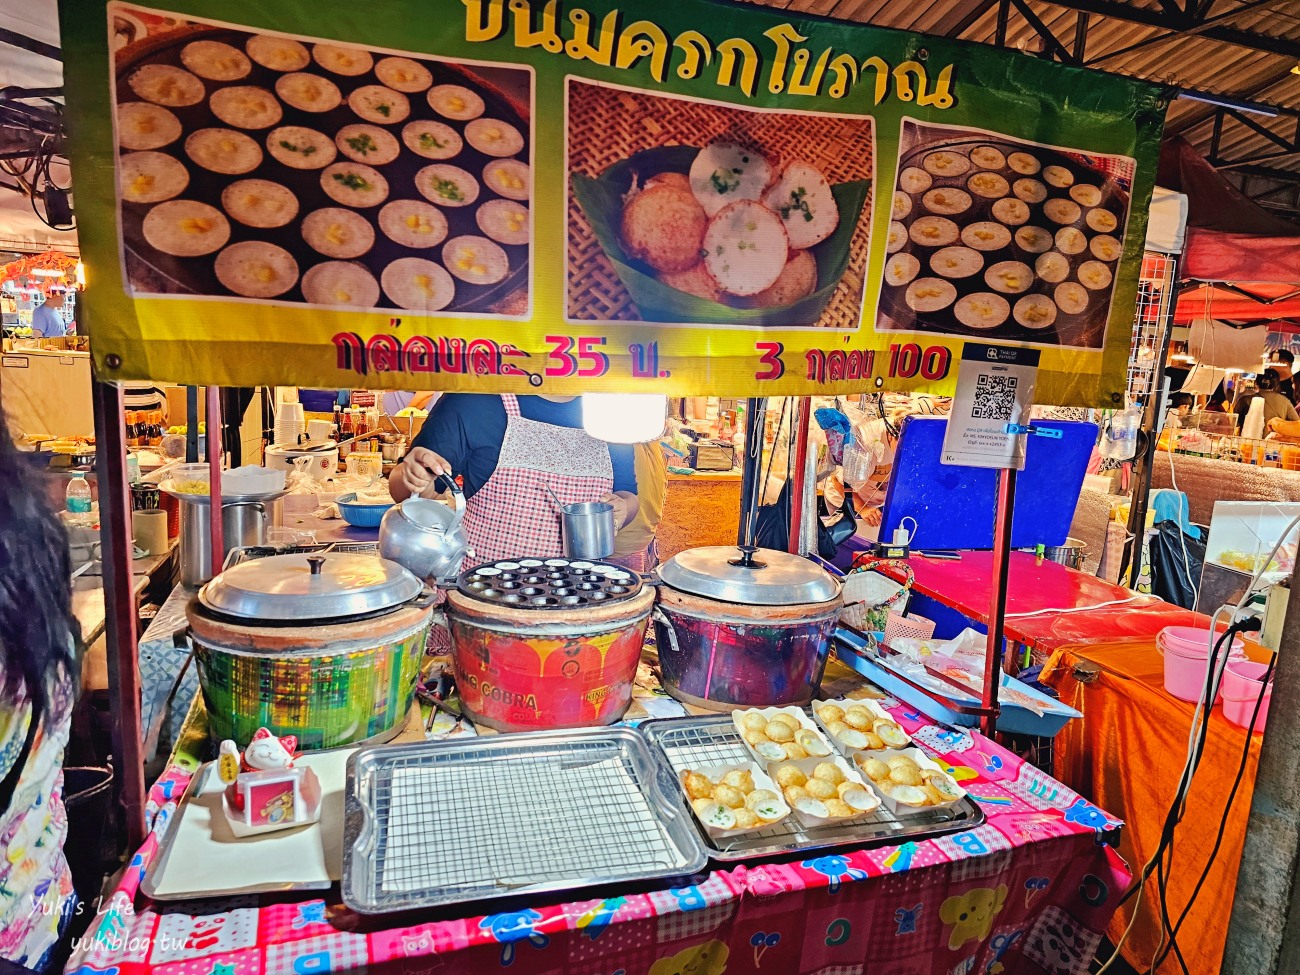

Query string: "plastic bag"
[[1147, 521, 1206, 610]]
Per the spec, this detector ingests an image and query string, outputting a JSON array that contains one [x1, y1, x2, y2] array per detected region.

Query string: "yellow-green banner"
[[60, 0, 1168, 403]]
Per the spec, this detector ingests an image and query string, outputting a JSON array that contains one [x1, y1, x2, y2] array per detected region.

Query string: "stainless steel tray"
[[342, 726, 708, 914], [641, 714, 985, 861]]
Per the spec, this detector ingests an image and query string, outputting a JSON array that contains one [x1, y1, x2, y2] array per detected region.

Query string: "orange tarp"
[[1041, 640, 1265, 975]]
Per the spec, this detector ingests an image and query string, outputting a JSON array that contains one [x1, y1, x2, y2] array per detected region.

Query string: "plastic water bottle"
[[65, 472, 92, 526]]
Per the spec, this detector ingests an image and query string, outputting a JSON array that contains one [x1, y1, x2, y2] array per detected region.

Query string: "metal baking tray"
[[640, 714, 985, 861], [223, 540, 378, 569], [342, 726, 707, 914]]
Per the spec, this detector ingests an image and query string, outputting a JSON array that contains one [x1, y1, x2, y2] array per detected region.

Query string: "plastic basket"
[[884, 611, 936, 645], [840, 556, 913, 632]]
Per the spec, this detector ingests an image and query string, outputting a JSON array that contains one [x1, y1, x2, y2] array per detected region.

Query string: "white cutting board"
[[143, 749, 352, 900]]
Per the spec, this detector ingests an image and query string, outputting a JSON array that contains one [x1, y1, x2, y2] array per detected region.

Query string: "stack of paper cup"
[[274, 402, 306, 446], [133, 509, 168, 556]]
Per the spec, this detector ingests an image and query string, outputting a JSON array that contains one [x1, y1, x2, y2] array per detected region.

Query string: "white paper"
[[942, 343, 1041, 471]]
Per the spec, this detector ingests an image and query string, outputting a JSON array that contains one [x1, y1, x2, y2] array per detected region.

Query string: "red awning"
[[1171, 282, 1300, 324]]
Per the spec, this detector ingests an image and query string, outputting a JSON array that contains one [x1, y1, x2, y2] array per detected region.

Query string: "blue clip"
[[1005, 423, 1063, 439]]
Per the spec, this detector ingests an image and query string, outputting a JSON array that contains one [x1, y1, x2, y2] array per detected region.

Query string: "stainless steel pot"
[[1040, 537, 1086, 570], [379, 477, 469, 582], [653, 546, 843, 711], [180, 499, 269, 587], [562, 501, 615, 560]]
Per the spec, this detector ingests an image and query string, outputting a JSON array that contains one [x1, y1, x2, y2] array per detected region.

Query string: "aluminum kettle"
[[379, 475, 470, 582]]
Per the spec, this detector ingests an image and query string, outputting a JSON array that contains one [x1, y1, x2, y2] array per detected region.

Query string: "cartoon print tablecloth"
[[65, 700, 1128, 975]]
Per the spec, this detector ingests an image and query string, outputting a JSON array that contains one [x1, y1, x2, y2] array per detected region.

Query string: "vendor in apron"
[[391, 393, 656, 569]]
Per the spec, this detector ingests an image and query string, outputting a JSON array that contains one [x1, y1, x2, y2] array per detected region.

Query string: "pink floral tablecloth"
[[66, 702, 1127, 975]]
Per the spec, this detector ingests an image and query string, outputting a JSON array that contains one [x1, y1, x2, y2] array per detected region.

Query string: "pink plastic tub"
[[1157, 626, 1245, 704], [1222, 660, 1272, 731]]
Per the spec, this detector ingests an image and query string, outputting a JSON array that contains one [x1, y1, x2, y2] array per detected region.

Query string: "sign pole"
[[981, 467, 1015, 739]]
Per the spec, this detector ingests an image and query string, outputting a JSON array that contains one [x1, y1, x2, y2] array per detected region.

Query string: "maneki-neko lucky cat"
[[217, 727, 322, 837]]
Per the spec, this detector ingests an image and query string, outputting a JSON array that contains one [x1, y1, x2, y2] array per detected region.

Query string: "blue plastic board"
[[878, 417, 1098, 551]]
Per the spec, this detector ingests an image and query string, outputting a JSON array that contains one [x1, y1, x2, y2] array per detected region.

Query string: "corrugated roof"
[[740, 0, 1300, 179]]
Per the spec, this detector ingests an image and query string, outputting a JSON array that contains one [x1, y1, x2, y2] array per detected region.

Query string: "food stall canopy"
[[1143, 186, 1186, 256], [62, 0, 1166, 405], [1158, 136, 1300, 285], [1172, 283, 1300, 325], [0, 0, 78, 254]]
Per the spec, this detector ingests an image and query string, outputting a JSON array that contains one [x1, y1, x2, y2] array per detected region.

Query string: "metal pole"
[[92, 378, 147, 850], [981, 466, 1016, 739], [185, 386, 199, 464], [789, 397, 812, 555], [737, 397, 767, 546], [206, 386, 224, 578]]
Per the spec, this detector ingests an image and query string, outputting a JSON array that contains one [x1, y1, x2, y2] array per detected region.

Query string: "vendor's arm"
[[606, 445, 641, 532], [1268, 417, 1300, 441], [391, 395, 500, 502], [1286, 400, 1300, 423]]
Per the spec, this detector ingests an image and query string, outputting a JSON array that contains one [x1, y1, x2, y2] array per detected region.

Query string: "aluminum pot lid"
[[658, 546, 841, 606], [199, 552, 423, 621]]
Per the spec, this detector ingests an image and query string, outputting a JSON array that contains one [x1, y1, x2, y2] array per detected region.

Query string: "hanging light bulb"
[[75, 261, 86, 290], [582, 393, 668, 443]]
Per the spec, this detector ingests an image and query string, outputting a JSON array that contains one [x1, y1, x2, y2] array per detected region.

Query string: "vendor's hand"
[[864, 508, 883, 527], [394, 446, 450, 499], [1268, 418, 1281, 433]]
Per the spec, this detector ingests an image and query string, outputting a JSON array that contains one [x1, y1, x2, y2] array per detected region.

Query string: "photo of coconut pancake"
[[992, 198, 1030, 226], [929, 245, 983, 279], [878, 118, 1135, 348], [960, 222, 1011, 251], [320, 162, 388, 207], [743, 250, 817, 307], [209, 86, 283, 130], [1013, 226, 1052, 253], [763, 161, 838, 250], [417, 164, 479, 208], [1035, 251, 1070, 283], [301, 261, 381, 308], [476, 200, 529, 246], [214, 241, 299, 298], [970, 145, 1006, 169], [898, 166, 931, 194], [922, 187, 972, 217], [984, 260, 1033, 294], [335, 124, 401, 164], [906, 277, 957, 312], [967, 171, 1009, 200], [375, 57, 433, 93], [922, 150, 969, 177], [659, 264, 722, 301], [885, 253, 920, 287], [117, 102, 182, 151], [221, 179, 299, 228], [1090, 234, 1121, 262], [302, 207, 375, 259], [266, 126, 335, 169], [465, 118, 525, 158], [275, 73, 342, 113], [246, 35, 310, 72], [113, 12, 533, 315], [379, 199, 449, 249], [181, 40, 250, 82], [427, 84, 484, 121], [703, 200, 788, 296], [1087, 209, 1119, 233], [622, 176, 707, 272], [1055, 226, 1088, 255], [312, 43, 373, 77], [1012, 178, 1047, 204], [689, 141, 774, 218], [909, 216, 960, 248], [483, 159, 529, 201], [119, 151, 189, 203], [954, 292, 1010, 329], [1014, 294, 1057, 329], [402, 120, 462, 160], [382, 257, 456, 311], [128, 64, 204, 107], [892, 191, 913, 221], [142, 200, 230, 256], [349, 85, 410, 125]]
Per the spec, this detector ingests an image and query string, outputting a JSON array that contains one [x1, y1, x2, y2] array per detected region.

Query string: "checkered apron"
[[462, 394, 613, 563]]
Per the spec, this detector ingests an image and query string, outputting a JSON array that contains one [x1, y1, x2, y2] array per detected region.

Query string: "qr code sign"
[[972, 373, 1018, 420]]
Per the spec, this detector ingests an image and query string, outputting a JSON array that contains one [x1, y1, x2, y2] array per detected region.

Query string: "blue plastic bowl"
[[336, 493, 393, 528]]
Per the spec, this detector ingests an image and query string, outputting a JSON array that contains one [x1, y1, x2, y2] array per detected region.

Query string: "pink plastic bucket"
[[1157, 626, 1245, 704], [1222, 659, 1272, 731]]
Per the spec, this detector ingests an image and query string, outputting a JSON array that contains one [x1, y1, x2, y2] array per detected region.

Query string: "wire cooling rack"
[[342, 726, 707, 913], [641, 714, 985, 861]]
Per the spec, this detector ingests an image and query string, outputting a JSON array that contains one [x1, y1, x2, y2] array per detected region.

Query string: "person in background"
[[1269, 348, 1297, 404], [1235, 370, 1298, 429], [381, 390, 439, 417], [610, 441, 667, 572], [391, 393, 661, 569], [1204, 384, 1229, 412], [29, 291, 65, 338], [0, 408, 79, 970], [1167, 392, 1193, 426]]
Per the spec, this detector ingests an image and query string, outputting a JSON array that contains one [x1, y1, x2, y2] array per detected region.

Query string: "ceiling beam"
[[0, 27, 59, 62], [1043, 0, 1300, 60]]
